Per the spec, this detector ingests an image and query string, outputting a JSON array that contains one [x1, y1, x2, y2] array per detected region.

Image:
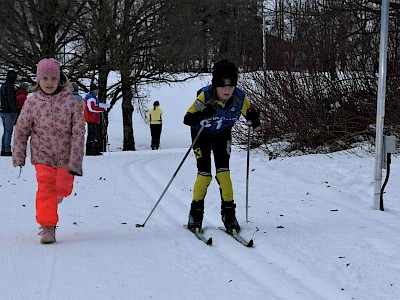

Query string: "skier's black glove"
[[202, 103, 216, 119], [245, 108, 261, 128]]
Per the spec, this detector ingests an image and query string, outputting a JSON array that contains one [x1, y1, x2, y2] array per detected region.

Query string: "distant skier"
[[147, 100, 163, 150], [183, 60, 260, 233]]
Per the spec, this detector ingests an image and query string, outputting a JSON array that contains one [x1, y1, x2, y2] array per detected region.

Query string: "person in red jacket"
[[84, 84, 109, 155], [16, 82, 30, 120]]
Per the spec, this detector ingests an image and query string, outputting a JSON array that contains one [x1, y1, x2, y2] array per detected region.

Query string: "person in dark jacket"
[[0, 70, 18, 156], [183, 60, 260, 234]]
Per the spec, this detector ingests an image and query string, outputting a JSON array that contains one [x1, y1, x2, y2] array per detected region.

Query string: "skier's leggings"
[[191, 130, 234, 202], [35, 164, 74, 226]]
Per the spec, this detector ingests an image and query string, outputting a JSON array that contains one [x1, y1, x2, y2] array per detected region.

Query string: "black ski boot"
[[188, 200, 204, 231], [221, 201, 240, 233]]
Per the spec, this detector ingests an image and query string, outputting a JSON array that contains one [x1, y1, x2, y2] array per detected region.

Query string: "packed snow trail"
[[1, 148, 400, 299], [127, 149, 352, 300]]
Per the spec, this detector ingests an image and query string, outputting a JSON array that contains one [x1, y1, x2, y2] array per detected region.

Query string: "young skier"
[[183, 60, 260, 233], [12, 58, 85, 244]]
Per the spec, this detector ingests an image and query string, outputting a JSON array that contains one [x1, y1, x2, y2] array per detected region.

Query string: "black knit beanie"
[[90, 83, 99, 91], [211, 60, 238, 87]]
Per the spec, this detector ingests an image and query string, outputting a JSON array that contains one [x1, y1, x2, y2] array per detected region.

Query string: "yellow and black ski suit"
[[183, 84, 252, 203]]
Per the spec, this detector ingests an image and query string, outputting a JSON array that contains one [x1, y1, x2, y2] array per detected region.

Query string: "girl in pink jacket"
[[12, 58, 85, 244]]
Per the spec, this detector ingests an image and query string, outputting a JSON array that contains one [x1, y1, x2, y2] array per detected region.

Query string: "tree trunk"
[[98, 68, 109, 152], [121, 77, 135, 151]]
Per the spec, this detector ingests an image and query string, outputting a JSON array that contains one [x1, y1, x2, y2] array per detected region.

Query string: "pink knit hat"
[[36, 58, 60, 82]]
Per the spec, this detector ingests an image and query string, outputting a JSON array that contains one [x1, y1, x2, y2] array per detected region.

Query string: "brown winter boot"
[[38, 226, 56, 244]]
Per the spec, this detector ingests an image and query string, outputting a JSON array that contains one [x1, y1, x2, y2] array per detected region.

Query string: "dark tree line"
[[2, 0, 400, 154], [0, 0, 262, 151]]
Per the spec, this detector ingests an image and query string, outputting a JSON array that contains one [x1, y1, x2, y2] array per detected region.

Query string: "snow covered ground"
[[1, 76, 400, 300]]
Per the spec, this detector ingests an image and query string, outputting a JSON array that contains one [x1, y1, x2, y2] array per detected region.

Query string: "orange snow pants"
[[35, 164, 74, 226]]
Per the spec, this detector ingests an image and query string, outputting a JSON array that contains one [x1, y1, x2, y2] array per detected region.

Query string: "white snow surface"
[[1, 76, 400, 300]]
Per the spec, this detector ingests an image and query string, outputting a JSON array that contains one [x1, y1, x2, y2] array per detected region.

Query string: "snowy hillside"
[[1, 76, 400, 300]]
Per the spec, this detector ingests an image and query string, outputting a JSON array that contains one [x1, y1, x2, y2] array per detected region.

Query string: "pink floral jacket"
[[12, 86, 85, 176]]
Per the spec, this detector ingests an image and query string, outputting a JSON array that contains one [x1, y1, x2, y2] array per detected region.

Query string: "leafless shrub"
[[235, 70, 400, 157]]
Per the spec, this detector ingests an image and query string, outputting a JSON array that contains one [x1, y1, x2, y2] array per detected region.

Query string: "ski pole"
[[245, 121, 251, 223], [136, 121, 207, 228]]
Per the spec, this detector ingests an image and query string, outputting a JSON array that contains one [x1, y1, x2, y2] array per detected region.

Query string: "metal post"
[[245, 123, 251, 223], [262, 1, 267, 70], [373, 0, 390, 210]]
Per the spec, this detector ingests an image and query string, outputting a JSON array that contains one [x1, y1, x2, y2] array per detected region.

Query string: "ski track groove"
[[44, 249, 57, 300], [128, 151, 192, 219], [127, 151, 352, 300]]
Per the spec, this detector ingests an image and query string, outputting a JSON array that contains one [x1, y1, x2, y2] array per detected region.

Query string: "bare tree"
[[159, 0, 263, 71], [0, 0, 85, 80]]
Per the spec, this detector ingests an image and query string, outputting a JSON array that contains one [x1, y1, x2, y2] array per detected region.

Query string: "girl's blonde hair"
[[30, 71, 71, 93]]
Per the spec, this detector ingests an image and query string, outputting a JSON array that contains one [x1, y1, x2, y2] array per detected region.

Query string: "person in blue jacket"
[[183, 60, 260, 233], [71, 82, 84, 109]]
